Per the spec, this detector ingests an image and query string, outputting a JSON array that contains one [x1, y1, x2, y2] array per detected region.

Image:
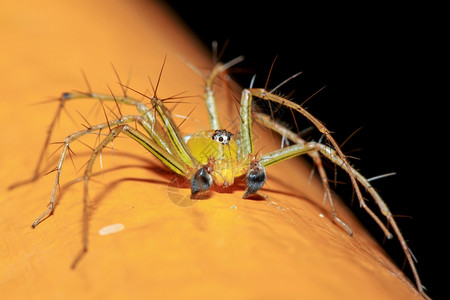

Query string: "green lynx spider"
[[11, 56, 428, 298]]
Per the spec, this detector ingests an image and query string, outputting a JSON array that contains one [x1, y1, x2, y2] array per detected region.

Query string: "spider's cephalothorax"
[[187, 129, 254, 195], [188, 128, 266, 198]]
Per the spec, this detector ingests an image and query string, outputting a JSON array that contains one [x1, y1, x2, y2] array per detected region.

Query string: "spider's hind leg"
[[30, 115, 142, 229], [72, 122, 191, 268], [253, 111, 427, 297], [186, 55, 244, 130]]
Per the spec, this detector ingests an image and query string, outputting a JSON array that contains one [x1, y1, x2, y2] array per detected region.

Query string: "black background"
[[165, 1, 443, 298]]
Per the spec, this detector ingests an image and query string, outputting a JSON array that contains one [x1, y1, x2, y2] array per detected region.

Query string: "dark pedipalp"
[[243, 159, 266, 198], [190, 165, 213, 199]]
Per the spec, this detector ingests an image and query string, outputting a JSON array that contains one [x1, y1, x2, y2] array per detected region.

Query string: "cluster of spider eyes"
[[212, 129, 234, 145]]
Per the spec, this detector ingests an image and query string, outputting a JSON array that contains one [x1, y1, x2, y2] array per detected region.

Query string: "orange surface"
[[1, 0, 423, 299]]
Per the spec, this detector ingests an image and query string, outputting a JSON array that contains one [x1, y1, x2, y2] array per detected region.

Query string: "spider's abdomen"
[[186, 130, 238, 187]]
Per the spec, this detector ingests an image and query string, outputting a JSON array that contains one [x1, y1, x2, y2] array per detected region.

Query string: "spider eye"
[[212, 129, 234, 145]]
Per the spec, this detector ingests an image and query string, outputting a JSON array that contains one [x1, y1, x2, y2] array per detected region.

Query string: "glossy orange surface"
[[1, 0, 422, 299]]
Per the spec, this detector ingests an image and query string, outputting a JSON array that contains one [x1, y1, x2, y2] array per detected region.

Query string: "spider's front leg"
[[238, 87, 356, 234], [249, 92, 428, 297], [71, 122, 191, 268], [30, 115, 143, 229]]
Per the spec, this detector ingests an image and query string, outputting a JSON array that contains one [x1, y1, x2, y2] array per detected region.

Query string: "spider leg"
[[27, 69, 201, 229], [70, 123, 190, 268], [238, 90, 254, 160], [149, 95, 195, 167], [8, 91, 160, 190], [239, 87, 356, 235], [187, 55, 244, 129], [16, 85, 199, 190], [8, 93, 71, 190], [31, 114, 188, 227], [248, 91, 394, 235], [253, 111, 426, 297], [64, 91, 193, 165], [257, 141, 353, 235], [102, 83, 197, 168], [30, 115, 138, 228], [29, 84, 198, 269]]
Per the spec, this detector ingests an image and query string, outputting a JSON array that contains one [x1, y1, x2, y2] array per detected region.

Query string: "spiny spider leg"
[[8, 83, 189, 191], [71, 123, 190, 268], [31, 115, 188, 229], [185, 55, 244, 130], [116, 84, 196, 167], [30, 115, 135, 228], [8, 94, 67, 190], [238, 84, 354, 234], [253, 111, 425, 297], [248, 88, 394, 237], [256, 138, 353, 235]]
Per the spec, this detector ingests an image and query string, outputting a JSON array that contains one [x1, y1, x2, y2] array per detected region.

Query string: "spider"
[[10, 55, 427, 298]]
